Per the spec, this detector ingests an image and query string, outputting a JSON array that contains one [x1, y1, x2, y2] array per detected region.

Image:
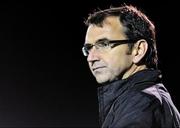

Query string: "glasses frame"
[[82, 39, 137, 56]]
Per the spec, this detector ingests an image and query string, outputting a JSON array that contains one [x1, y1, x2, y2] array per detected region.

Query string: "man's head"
[[82, 5, 158, 84]]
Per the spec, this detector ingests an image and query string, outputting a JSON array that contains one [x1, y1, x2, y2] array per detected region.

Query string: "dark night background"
[[0, 0, 179, 127]]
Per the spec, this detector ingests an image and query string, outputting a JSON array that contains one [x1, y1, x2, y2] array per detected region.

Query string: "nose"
[[87, 47, 100, 62]]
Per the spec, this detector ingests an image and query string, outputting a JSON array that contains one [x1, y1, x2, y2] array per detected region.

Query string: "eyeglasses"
[[82, 39, 137, 56]]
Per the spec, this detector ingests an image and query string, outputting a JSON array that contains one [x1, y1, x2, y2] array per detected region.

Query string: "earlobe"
[[133, 39, 148, 64]]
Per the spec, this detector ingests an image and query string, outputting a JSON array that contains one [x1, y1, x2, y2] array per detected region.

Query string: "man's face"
[[85, 16, 134, 84]]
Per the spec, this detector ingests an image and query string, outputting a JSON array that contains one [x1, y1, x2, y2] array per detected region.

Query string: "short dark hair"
[[85, 5, 158, 69]]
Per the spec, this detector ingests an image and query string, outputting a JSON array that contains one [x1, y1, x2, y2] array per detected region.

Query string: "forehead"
[[85, 16, 127, 44]]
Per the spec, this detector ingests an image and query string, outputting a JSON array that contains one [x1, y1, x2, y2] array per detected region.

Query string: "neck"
[[122, 64, 147, 79]]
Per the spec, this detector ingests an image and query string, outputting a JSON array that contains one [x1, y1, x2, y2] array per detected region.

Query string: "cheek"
[[107, 55, 122, 68], [107, 54, 132, 73], [103, 57, 120, 76]]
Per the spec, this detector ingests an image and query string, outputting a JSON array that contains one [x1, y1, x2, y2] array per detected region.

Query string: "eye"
[[96, 40, 110, 48], [84, 44, 93, 51]]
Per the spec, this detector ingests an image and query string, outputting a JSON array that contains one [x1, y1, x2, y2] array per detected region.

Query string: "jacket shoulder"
[[110, 88, 161, 128]]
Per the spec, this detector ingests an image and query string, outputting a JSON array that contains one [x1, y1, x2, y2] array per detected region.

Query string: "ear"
[[132, 39, 148, 64]]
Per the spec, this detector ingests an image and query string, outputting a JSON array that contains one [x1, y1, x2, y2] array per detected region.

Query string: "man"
[[82, 5, 180, 128]]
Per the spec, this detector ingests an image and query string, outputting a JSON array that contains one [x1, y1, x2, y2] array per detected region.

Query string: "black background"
[[0, 0, 179, 127]]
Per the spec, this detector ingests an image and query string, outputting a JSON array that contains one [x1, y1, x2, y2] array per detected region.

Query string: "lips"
[[92, 66, 106, 71]]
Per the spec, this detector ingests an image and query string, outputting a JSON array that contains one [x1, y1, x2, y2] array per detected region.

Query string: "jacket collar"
[[97, 69, 162, 124], [98, 69, 162, 95]]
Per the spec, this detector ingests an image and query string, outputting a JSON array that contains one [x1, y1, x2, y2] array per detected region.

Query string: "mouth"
[[92, 66, 106, 72]]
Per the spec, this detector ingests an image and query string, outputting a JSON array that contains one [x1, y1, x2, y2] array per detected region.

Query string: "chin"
[[95, 75, 111, 84], [93, 71, 115, 84]]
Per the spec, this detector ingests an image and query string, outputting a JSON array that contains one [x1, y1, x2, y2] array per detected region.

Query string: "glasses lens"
[[82, 40, 110, 56], [82, 47, 88, 56], [96, 40, 109, 49], [82, 44, 94, 56]]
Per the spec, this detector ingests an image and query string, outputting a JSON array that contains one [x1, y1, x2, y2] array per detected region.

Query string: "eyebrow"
[[85, 37, 109, 44], [96, 38, 109, 42]]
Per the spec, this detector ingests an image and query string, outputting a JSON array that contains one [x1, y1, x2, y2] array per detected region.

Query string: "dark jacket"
[[97, 69, 180, 128]]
